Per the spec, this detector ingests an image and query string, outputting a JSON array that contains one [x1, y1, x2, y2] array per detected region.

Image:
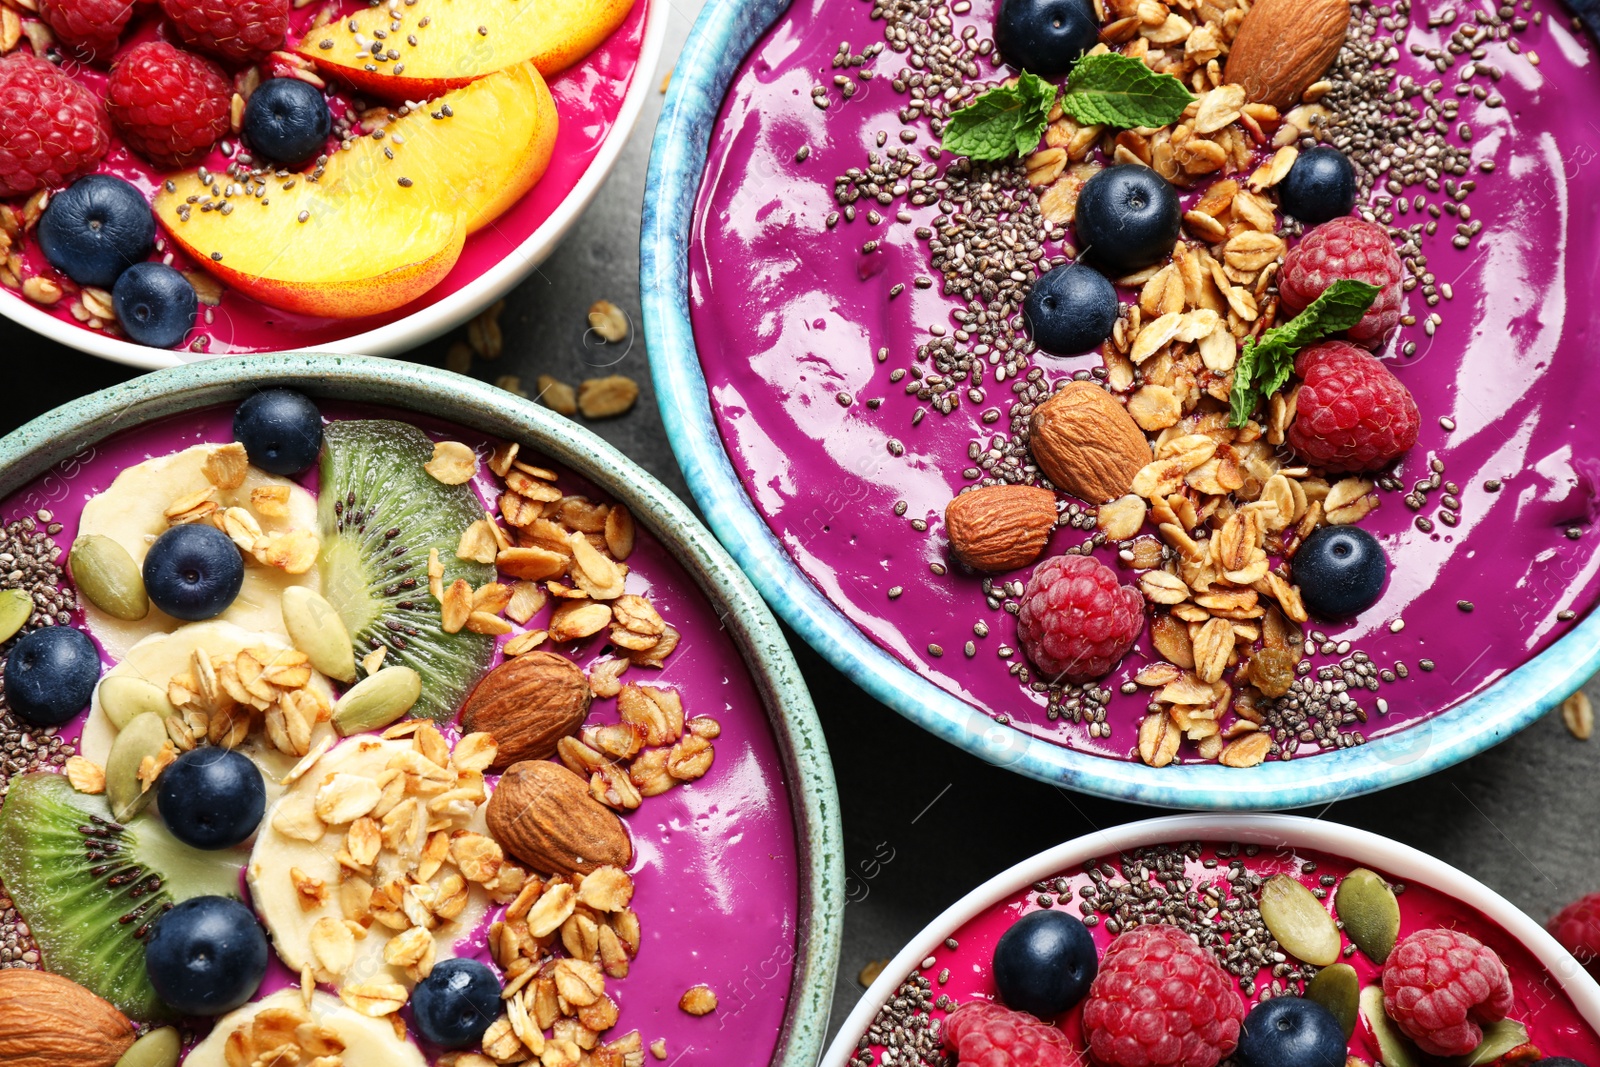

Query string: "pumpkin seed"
[[1260, 873, 1342, 966], [332, 666, 422, 735], [281, 586, 357, 683], [97, 675, 178, 731], [69, 535, 149, 621], [0, 587, 31, 643], [1335, 868, 1401, 962], [115, 1027, 181, 1067], [105, 712, 170, 822], [1452, 1020, 1530, 1066], [1305, 962, 1360, 1038], [1360, 984, 1421, 1067]]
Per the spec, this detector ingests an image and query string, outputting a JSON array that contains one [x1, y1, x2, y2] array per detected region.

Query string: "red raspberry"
[[1382, 928, 1514, 1058], [1081, 925, 1244, 1067], [1279, 217, 1404, 348], [1016, 554, 1143, 684], [159, 0, 289, 63], [943, 1001, 1076, 1067], [0, 53, 110, 198], [107, 42, 232, 170], [1287, 340, 1419, 472], [38, 0, 133, 64], [1549, 892, 1600, 978]]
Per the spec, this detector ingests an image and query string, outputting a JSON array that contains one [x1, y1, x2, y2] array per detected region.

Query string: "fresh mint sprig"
[[1227, 279, 1382, 427], [940, 71, 1059, 162]]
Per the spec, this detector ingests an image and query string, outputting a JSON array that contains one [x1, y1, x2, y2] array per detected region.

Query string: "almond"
[[0, 970, 136, 1067], [944, 486, 1057, 572], [458, 652, 591, 772], [1223, 0, 1350, 109], [1028, 382, 1151, 504], [487, 760, 633, 876]]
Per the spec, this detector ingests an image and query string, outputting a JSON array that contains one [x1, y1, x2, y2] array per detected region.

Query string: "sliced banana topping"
[[183, 989, 426, 1067]]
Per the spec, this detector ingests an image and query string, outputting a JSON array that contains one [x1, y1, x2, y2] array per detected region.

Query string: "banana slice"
[[248, 737, 492, 989], [77, 443, 320, 660], [184, 989, 426, 1067], [82, 620, 337, 809]]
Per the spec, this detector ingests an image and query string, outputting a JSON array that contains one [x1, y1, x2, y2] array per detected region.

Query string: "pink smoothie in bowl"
[[686, 0, 1600, 773], [0, 395, 803, 1067]]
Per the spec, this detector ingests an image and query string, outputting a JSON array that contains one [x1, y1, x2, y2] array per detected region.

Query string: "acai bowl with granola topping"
[[0, 355, 842, 1067], [641, 0, 1600, 806]]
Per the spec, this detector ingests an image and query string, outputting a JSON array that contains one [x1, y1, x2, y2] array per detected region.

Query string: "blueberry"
[[1238, 997, 1347, 1067], [157, 748, 265, 850], [243, 78, 332, 168], [2, 627, 99, 727], [112, 263, 197, 350], [1278, 146, 1357, 225], [995, 0, 1098, 78], [1538, 1059, 1591, 1067], [233, 388, 323, 475], [1024, 264, 1119, 355], [142, 524, 245, 622], [412, 957, 503, 1048], [992, 910, 1098, 1018], [1292, 526, 1387, 619], [37, 175, 155, 289], [1074, 165, 1181, 273], [145, 896, 268, 1016]]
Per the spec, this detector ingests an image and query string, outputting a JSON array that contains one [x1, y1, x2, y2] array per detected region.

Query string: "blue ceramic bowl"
[[639, 0, 1600, 810]]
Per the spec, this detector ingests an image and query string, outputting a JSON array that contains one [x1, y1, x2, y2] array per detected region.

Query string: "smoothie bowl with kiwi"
[[0, 355, 841, 1067]]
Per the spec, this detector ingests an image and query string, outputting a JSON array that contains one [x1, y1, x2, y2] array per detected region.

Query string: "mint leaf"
[[941, 71, 1058, 162], [1228, 280, 1381, 427], [1060, 53, 1193, 129]]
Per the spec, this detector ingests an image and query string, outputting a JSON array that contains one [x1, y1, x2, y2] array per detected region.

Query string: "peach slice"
[[297, 0, 634, 99]]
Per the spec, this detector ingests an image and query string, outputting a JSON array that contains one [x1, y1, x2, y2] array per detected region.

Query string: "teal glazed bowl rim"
[[638, 0, 1600, 810], [0, 352, 843, 1067]]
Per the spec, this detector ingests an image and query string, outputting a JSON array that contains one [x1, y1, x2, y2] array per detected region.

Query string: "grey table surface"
[[1, 0, 1597, 1048]]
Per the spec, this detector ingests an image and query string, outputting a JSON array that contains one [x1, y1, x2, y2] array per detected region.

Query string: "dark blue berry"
[[1278, 146, 1357, 225], [1292, 526, 1387, 619], [142, 524, 244, 622], [112, 263, 197, 350], [233, 388, 323, 475], [37, 175, 155, 289], [1537, 1060, 1591, 1067], [243, 79, 332, 168], [157, 748, 265, 851], [1024, 264, 1119, 355], [145, 896, 268, 1016], [412, 957, 503, 1048], [992, 910, 1098, 1018], [3, 627, 99, 728], [1238, 997, 1347, 1067], [1074, 165, 1181, 273], [995, 0, 1099, 78]]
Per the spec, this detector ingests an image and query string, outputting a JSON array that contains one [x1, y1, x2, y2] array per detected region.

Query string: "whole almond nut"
[[69, 535, 149, 621], [331, 666, 422, 735], [487, 760, 633, 876], [1223, 0, 1350, 109], [944, 485, 1057, 572], [0, 969, 135, 1067], [1029, 382, 1151, 503], [281, 586, 357, 683], [459, 651, 591, 772]]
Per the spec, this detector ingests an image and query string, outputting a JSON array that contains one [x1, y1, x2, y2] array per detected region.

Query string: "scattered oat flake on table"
[[537, 375, 578, 416], [679, 984, 717, 1015], [578, 375, 639, 419], [495, 375, 528, 398], [588, 300, 629, 343], [1563, 690, 1593, 740]]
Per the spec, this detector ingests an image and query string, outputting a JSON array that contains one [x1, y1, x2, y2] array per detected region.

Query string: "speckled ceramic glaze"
[[0, 352, 843, 1067], [639, 0, 1600, 809]]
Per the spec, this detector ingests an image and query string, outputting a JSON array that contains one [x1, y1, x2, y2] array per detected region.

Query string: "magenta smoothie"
[[686, 0, 1600, 763], [0, 402, 799, 1066]]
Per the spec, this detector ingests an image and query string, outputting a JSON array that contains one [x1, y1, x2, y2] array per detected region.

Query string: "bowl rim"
[[638, 0, 1600, 811], [819, 812, 1600, 1067], [0, 0, 670, 371], [0, 351, 844, 1067]]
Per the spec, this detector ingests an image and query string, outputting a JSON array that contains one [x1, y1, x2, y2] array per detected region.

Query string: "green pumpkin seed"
[[105, 712, 171, 822], [1260, 873, 1342, 966], [1305, 962, 1360, 1038], [332, 666, 422, 735], [282, 586, 357, 683], [1453, 1020, 1530, 1066], [115, 1027, 181, 1067], [69, 535, 149, 621], [1360, 984, 1422, 1067], [1335, 868, 1401, 963], [97, 675, 178, 731], [0, 587, 32, 643]]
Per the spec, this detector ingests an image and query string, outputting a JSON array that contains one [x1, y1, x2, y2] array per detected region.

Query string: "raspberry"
[[943, 1001, 1075, 1067], [1279, 217, 1404, 348], [0, 54, 110, 199], [39, 0, 133, 63], [1081, 925, 1244, 1067], [1382, 928, 1514, 1058], [1287, 340, 1419, 472], [1016, 554, 1143, 684], [107, 42, 233, 170], [1549, 892, 1600, 978], [159, 0, 289, 64]]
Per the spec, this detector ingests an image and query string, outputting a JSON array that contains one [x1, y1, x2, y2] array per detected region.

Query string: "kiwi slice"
[[0, 772, 242, 1021], [318, 420, 495, 720]]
